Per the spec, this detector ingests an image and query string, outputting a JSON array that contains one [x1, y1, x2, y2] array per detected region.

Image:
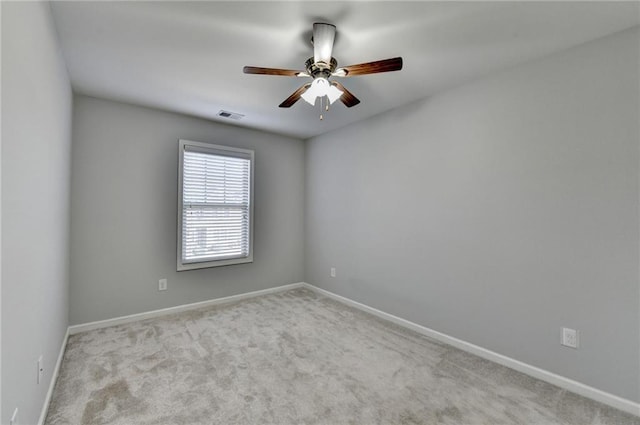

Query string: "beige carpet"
[[45, 288, 638, 425]]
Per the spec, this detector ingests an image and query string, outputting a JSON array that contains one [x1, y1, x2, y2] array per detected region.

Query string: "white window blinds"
[[178, 140, 254, 270]]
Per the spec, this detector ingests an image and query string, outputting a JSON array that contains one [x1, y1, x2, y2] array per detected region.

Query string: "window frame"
[[177, 139, 255, 271]]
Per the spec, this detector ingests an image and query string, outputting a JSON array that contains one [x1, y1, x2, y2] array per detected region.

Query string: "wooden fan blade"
[[336, 57, 403, 77], [243, 66, 305, 77], [279, 83, 312, 108], [332, 81, 360, 108]]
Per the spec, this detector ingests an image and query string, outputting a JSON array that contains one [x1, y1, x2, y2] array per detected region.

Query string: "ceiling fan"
[[243, 23, 403, 117]]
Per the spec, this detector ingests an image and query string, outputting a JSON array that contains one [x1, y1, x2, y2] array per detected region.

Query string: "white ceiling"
[[50, 1, 639, 140]]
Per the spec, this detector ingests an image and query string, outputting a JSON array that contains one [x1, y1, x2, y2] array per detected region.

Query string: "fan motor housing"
[[306, 57, 337, 79]]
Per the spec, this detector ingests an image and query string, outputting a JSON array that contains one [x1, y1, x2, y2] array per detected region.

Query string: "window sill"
[[177, 255, 253, 271]]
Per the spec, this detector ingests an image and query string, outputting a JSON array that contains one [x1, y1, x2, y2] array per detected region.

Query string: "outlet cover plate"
[[37, 355, 43, 384], [561, 327, 578, 348], [158, 278, 167, 291]]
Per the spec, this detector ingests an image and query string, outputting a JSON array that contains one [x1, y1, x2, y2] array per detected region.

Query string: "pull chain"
[[319, 96, 331, 120]]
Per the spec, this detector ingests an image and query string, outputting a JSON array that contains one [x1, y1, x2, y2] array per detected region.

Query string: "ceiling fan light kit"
[[243, 22, 403, 120], [301, 78, 343, 105]]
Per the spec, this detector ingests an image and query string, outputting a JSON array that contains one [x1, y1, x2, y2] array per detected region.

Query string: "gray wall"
[[69, 96, 304, 325], [305, 28, 640, 402], [1, 2, 72, 424]]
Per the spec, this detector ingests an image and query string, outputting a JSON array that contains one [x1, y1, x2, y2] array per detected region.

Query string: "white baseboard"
[[302, 283, 640, 417], [69, 282, 305, 335], [38, 327, 69, 425]]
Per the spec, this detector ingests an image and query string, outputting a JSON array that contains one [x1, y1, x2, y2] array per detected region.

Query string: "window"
[[177, 140, 254, 270]]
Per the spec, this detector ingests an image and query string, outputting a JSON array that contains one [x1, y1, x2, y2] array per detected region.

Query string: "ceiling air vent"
[[217, 110, 244, 120]]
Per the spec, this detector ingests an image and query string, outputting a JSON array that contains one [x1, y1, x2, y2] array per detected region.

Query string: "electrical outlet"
[[561, 327, 579, 349], [330, 267, 336, 278], [10, 407, 18, 425], [37, 355, 44, 384], [158, 278, 167, 291]]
